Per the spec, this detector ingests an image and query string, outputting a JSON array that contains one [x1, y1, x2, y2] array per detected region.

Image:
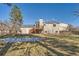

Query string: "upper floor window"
[[53, 24, 56, 27]]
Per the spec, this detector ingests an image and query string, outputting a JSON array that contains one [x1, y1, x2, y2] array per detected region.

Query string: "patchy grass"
[[0, 34, 79, 56], [0, 34, 34, 39]]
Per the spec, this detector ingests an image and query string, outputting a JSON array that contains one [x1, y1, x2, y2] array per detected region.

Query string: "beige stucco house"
[[20, 27, 32, 34], [42, 23, 69, 34], [36, 19, 69, 34], [20, 25, 34, 34]]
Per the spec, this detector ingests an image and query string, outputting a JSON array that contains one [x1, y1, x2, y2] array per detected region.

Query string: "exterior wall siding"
[[20, 28, 32, 34], [42, 23, 69, 34]]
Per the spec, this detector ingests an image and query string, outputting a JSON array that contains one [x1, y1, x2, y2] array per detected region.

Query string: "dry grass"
[[0, 34, 79, 56]]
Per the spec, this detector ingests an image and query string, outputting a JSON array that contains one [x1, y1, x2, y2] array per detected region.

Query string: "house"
[[35, 19, 44, 29], [71, 27, 79, 35], [20, 25, 34, 34], [0, 19, 70, 35], [35, 19, 69, 34], [0, 22, 10, 35]]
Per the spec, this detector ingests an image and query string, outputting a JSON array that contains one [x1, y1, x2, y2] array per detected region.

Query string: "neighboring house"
[[20, 25, 34, 34], [0, 22, 10, 35], [71, 27, 79, 35]]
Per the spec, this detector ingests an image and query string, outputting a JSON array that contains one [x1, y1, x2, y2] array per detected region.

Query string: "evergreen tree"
[[10, 5, 23, 34]]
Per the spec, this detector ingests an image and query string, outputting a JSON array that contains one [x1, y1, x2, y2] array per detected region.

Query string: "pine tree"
[[10, 5, 23, 34]]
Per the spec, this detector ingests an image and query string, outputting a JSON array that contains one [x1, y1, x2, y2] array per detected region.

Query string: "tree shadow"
[[0, 43, 13, 56], [37, 41, 69, 56], [44, 38, 79, 55]]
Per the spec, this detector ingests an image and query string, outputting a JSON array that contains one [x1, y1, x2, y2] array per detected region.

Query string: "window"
[[56, 31, 58, 33], [53, 24, 56, 27], [45, 31, 47, 33]]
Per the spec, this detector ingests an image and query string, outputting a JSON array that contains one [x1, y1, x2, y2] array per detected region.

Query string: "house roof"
[[21, 25, 34, 28], [45, 20, 59, 24]]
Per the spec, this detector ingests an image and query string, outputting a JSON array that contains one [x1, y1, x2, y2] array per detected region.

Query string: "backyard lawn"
[[0, 34, 79, 56]]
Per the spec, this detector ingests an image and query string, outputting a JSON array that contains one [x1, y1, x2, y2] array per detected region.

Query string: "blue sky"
[[0, 3, 79, 26]]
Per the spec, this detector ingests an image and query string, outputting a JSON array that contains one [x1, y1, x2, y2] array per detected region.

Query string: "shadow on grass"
[[44, 38, 79, 55], [0, 43, 13, 56], [37, 41, 69, 56]]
